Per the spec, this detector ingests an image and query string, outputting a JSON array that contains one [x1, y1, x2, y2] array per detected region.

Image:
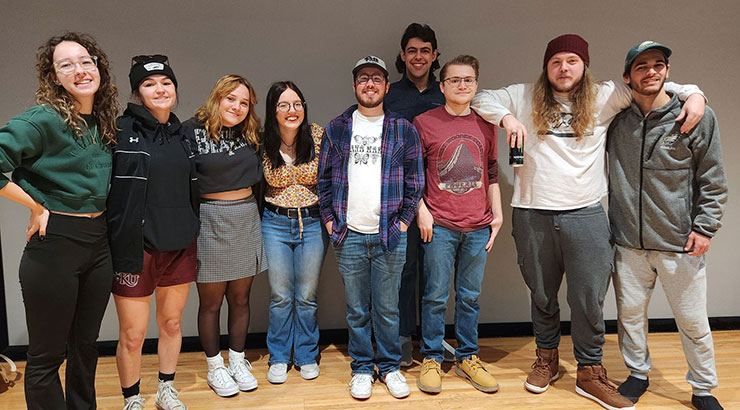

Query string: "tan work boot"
[[417, 358, 442, 394], [454, 355, 499, 393], [525, 347, 560, 393], [576, 365, 636, 410]]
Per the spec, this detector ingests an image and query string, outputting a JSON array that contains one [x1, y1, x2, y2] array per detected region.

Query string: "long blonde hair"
[[531, 66, 597, 140], [194, 74, 261, 146], [35, 32, 119, 144]]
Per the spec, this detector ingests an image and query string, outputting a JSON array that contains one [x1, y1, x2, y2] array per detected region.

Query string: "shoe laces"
[[349, 373, 374, 387], [231, 359, 253, 379], [123, 395, 145, 410], [465, 356, 486, 373], [421, 359, 441, 376], [211, 365, 235, 385], [384, 370, 406, 384], [593, 367, 621, 396], [157, 381, 185, 410]]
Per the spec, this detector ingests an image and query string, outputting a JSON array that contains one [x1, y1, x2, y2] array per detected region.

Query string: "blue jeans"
[[334, 229, 406, 376], [262, 208, 329, 366], [420, 225, 490, 362]]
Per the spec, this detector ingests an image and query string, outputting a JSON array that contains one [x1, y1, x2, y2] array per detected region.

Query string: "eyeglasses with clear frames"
[[443, 76, 478, 87], [277, 101, 306, 113], [53, 56, 98, 75], [356, 75, 385, 85]]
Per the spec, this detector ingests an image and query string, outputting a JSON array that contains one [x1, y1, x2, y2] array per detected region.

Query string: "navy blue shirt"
[[385, 74, 445, 122]]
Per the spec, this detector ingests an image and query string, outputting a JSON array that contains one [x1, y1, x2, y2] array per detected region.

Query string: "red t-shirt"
[[413, 106, 498, 231]]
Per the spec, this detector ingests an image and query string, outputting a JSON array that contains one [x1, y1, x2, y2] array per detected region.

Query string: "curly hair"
[[35, 32, 119, 145], [532, 66, 597, 140], [194, 74, 261, 146]]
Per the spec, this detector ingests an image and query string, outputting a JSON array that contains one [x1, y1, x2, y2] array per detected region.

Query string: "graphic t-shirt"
[[413, 106, 498, 231], [346, 110, 383, 233]]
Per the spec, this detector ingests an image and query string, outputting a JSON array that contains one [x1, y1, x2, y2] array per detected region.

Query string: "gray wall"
[[2, 0, 739, 345]]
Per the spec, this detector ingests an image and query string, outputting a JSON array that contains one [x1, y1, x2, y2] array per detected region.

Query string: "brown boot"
[[576, 365, 635, 410], [524, 347, 560, 393]]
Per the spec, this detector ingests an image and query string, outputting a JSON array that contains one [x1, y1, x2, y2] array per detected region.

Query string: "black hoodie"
[[107, 103, 200, 273]]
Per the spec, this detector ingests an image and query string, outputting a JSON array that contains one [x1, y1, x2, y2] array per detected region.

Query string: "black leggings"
[[19, 213, 113, 410], [197, 277, 254, 357]]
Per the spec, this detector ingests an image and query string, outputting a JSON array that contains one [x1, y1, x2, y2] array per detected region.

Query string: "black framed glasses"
[[276, 101, 306, 113], [53, 56, 98, 75], [355, 75, 385, 85], [131, 54, 169, 67]]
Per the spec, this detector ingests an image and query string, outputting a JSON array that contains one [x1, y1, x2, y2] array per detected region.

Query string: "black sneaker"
[[692, 394, 724, 410], [617, 375, 649, 403]]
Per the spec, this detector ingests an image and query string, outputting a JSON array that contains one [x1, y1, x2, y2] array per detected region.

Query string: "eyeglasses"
[[356, 75, 385, 85], [443, 76, 478, 87], [53, 56, 98, 75], [131, 54, 169, 67], [277, 101, 306, 112]]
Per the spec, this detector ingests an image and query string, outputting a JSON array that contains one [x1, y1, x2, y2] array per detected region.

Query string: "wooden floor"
[[2, 331, 740, 409]]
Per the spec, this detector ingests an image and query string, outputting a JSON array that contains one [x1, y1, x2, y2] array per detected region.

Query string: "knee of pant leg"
[[159, 318, 182, 338], [678, 316, 712, 341]]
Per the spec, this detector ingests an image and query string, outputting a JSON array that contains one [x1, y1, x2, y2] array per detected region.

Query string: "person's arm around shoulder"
[[684, 106, 727, 256], [317, 124, 335, 234], [0, 115, 49, 241], [399, 119, 424, 232], [471, 84, 528, 148]]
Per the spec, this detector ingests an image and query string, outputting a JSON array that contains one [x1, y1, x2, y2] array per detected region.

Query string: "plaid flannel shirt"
[[318, 105, 424, 251]]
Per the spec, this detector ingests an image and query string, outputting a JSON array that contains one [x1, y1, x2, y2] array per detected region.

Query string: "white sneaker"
[[207, 365, 239, 397], [267, 363, 288, 384], [382, 370, 410, 399], [400, 336, 413, 367], [299, 363, 320, 380], [349, 373, 374, 399], [442, 340, 456, 363], [154, 380, 187, 410], [123, 394, 145, 410], [229, 358, 258, 391]]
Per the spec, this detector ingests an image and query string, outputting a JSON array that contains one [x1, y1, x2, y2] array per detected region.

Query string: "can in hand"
[[509, 144, 524, 167]]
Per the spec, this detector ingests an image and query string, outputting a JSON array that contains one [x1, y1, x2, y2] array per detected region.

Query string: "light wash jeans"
[[614, 245, 718, 395], [334, 229, 406, 376], [263, 208, 328, 366], [420, 225, 490, 362]]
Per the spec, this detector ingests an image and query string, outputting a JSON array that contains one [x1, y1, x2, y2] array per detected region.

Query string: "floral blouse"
[[263, 122, 322, 208]]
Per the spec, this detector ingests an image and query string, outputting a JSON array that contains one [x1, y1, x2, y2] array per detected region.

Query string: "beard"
[[356, 89, 385, 109], [629, 77, 666, 97]]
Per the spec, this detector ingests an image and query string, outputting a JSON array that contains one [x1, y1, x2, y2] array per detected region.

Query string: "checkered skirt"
[[197, 196, 268, 282]]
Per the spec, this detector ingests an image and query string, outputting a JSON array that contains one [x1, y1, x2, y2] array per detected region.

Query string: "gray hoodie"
[[607, 93, 727, 252]]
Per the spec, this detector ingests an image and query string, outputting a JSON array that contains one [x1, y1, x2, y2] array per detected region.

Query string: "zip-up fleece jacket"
[[317, 105, 424, 252], [607, 93, 727, 252], [107, 104, 199, 272]]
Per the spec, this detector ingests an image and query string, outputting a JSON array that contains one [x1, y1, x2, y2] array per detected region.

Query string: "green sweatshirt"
[[0, 105, 112, 213]]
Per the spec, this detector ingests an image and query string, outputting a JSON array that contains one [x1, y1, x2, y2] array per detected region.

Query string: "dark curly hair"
[[394, 23, 441, 75]]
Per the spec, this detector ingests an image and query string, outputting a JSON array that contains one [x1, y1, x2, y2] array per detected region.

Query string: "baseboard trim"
[[2, 316, 738, 362]]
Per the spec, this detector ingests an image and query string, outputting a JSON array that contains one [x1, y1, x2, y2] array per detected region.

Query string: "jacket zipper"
[[638, 117, 649, 249]]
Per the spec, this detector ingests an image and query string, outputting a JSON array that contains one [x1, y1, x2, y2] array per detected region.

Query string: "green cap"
[[624, 40, 672, 74]]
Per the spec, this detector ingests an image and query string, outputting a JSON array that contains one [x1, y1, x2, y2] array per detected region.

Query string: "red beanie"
[[543, 34, 590, 67]]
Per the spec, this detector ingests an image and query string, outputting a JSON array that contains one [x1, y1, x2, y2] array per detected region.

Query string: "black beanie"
[[129, 55, 178, 92]]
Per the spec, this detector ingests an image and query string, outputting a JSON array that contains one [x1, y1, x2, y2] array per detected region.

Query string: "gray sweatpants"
[[512, 204, 614, 365], [614, 245, 718, 395]]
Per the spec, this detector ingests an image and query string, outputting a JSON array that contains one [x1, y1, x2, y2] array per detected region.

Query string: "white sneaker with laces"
[[382, 370, 410, 399], [123, 394, 145, 410], [267, 363, 288, 384], [229, 357, 258, 391], [207, 365, 239, 397], [299, 363, 320, 380], [154, 380, 187, 410], [349, 373, 374, 399]]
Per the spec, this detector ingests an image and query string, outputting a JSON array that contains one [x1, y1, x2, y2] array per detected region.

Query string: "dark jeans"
[[398, 217, 423, 338], [19, 213, 113, 410], [512, 204, 614, 365]]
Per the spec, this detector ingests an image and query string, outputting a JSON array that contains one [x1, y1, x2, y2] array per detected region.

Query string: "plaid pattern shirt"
[[318, 105, 424, 251]]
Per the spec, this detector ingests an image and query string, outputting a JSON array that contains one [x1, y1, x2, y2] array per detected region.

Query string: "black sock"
[[158, 371, 175, 382], [122, 379, 140, 398]]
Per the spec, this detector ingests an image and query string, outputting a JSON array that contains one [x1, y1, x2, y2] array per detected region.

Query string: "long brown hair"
[[35, 32, 119, 144], [531, 66, 597, 140], [194, 74, 261, 146]]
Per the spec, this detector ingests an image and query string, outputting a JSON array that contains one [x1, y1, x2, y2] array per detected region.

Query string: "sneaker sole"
[[350, 390, 372, 400], [208, 382, 239, 397], [417, 378, 441, 394], [300, 371, 319, 380], [454, 366, 499, 393], [524, 372, 561, 393], [236, 380, 258, 391], [575, 386, 636, 410], [380, 377, 410, 399], [267, 374, 287, 384]]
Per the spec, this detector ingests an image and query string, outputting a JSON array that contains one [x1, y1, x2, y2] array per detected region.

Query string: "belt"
[[265, 202, 320, 219]]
